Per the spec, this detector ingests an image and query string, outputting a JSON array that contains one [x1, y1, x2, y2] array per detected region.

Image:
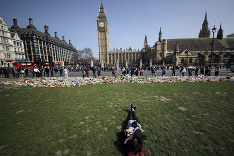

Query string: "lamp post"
[[44, 23, 53, 77], [210, 25, 216, 67]]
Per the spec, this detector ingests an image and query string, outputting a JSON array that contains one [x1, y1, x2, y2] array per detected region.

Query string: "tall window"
[[189, 58, 193, 63], [181, 58, 184, 63]]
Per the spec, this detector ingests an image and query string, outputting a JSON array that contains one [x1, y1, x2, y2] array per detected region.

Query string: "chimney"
[[55, 32, 57, 38], [11, 19, 19, 30], [27, 18, 36, 29], [13, 19, 18, 26], [69, 40, 71, 44], [62, 36, 65, 41], [29, 18, 33, 25]]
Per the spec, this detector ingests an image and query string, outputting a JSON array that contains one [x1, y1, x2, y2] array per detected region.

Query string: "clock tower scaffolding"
[[97, 0, 109, 66]]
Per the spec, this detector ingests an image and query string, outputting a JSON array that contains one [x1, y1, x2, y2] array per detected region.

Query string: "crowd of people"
[[0, 66, 71, 79], [149, 65, 222, 77], [0, 64, 230, 79]]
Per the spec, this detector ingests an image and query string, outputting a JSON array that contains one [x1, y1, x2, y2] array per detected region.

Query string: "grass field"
[[0, 82, 234, 156]]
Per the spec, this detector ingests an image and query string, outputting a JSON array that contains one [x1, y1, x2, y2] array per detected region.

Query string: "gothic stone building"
[[148, 13, 234, 67], [11, 18, 77, 66], [97, 1, 234, 68]]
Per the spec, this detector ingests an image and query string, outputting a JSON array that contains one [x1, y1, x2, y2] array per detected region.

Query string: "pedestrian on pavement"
[[151, 66, 156, 77], [162, 67, 166, 76], [181, 67, 186, 77], [215, 66, 220, 76], [172, 66, 175, 76], [64, 67, 69, 78]]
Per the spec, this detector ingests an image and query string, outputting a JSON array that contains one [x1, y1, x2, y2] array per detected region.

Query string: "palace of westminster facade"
[[97, 1, 234, 68]]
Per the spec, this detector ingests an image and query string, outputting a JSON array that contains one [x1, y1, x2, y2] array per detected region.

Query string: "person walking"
[[64, 67, 69, 78], [162, 67, 166, 76], [122, 67, 126, 76], [54, 67, 59, 77], [59, 67, 63, 77], [195, 67, 199, 76], [172, 66, 175, 76], [131, 67, 134, 77], [25, 67, 29, 78], [97, 68, 101, 77], [92, 66, 96, 77], [181, 67, 186, 77], [215, 66, 220, 76], [20, 67, 24, 78], [151, 66, 156, 77], [0, 67, 2, 78], [140, 68, 143, 77], [11, 67, 16, 78], [111, 66, 116, 77]]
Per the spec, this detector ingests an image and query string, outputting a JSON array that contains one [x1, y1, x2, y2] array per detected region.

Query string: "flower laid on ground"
[[0, 76, 233, 87]]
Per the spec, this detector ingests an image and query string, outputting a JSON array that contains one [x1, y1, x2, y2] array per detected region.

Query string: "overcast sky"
[[1, 0, 234, 58]]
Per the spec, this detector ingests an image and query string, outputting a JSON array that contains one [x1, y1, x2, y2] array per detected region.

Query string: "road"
[[0, 68, 233, 80]]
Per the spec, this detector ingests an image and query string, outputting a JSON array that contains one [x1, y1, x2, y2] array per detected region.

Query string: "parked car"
[[230, 65, 234, 72]]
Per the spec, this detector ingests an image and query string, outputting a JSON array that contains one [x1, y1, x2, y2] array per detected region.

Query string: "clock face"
[[99, 22, 104, 27]]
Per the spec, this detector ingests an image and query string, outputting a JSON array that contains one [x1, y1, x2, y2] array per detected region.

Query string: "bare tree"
[[70, 52, 79, 65], [77, 48, 94, 65]]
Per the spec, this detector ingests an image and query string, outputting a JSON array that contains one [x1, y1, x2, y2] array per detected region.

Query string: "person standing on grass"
[[124, 104, 148, 155]]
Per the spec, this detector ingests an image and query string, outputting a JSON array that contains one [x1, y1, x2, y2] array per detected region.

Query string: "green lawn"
[[0, 82, 234, 156]]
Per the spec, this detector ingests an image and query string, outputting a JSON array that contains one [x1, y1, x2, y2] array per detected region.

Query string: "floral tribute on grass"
[[0, 75, 233, 87]]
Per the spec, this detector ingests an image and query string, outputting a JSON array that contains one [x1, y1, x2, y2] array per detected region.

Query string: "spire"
[[144, 35, 148, 49], [158, 27, 162, 42], [144, 35, 147, 43], [198, 12, 210, 38], [100, 0, 104, 9], [98, 0, 106, 17], [205, 11, 207, 21], [217, 23, 223, 40]]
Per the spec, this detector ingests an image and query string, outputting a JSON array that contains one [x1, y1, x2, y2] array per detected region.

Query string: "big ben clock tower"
[[97, 0, 109, 65]]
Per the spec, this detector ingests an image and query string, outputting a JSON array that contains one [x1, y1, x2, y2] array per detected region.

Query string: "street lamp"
[[210, 25, 216, 67], [44, 23, 53, 76]]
